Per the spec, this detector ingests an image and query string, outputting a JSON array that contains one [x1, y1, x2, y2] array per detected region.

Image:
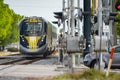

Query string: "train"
[[19, 16, 57, 57]]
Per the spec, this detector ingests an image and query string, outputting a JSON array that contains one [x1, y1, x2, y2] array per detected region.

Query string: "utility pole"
[[83, 0, 91, 57]]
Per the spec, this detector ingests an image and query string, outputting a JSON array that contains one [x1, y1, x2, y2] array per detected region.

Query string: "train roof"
[[19, 16, 58, 29]]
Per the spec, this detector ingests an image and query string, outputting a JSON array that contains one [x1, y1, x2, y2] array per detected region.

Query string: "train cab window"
[[35, 23, 42, 32], [26, 22, 43, 35], [20, 22, 28, 35], [44, 22, 47, 33]]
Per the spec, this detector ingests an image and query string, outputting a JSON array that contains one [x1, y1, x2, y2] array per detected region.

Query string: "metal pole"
[[67, 0, 71, 35], [109, 0, 113, 44], [70, 0, 74, 36], [78, 0, 80, 37], [112, 0, 117, 45], [63, 0, 66, 35], [98, 0, 102, 36], [83, 0, 91, 58], [71, 0, 76, 68], [107, 0, 113, 54], [77, 0, 81, 65], [98, 0, 104, 71]]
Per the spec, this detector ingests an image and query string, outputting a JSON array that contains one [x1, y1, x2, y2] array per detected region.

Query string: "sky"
[[4, 0, 83, 23], [4, 0, 63, 22], [3, 0, 109, 35]]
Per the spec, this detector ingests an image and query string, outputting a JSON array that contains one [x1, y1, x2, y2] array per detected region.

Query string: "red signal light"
[[115, 1, 120, 11], [117, 5, 120, 10]]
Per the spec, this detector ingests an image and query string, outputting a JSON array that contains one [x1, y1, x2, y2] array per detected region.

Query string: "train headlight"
[[22, 39, 24, 42], [30, 37, 36, 41]]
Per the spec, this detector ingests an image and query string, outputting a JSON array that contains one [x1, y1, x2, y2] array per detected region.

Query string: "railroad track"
[[0, 53, 40, 65], [0, 51, 58, 65], [20, 58, 42, 65], [0, 58, 25, 65], [0, 57, 43, 65]]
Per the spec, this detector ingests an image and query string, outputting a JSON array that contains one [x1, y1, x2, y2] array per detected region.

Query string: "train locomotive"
[[19, 16, 57, 57]]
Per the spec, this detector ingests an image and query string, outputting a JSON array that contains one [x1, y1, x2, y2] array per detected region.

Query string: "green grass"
[[52, 69, 120, 80]]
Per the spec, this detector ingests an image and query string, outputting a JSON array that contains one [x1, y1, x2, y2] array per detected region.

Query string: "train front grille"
[[25, 36, 40, 50], [29, 37, 37, 50]]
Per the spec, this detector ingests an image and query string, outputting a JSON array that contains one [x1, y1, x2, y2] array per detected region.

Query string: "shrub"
[[7, 47, 19, 52]]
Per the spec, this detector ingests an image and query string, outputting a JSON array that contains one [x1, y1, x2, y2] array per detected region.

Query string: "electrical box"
[[66, 36, 81, 53], [94, 36, 108, 52]]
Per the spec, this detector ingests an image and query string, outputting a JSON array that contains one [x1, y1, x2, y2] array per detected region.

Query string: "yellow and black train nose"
[[25, 36, 40, 50]]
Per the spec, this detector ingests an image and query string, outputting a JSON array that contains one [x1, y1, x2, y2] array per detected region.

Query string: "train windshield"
[[26, 22, 42, 36]]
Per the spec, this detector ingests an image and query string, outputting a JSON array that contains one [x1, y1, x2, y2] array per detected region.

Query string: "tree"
[[116, 14, 120, 36], [0, 0, 23, 50]]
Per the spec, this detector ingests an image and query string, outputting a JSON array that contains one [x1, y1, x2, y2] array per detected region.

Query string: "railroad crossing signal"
[[53, 12, 63, 27], [53, 12, 63, 19], [52, 20, 61, 27]]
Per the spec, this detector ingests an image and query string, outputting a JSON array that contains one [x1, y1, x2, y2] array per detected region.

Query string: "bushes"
[[7, 47, 19, 52]]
